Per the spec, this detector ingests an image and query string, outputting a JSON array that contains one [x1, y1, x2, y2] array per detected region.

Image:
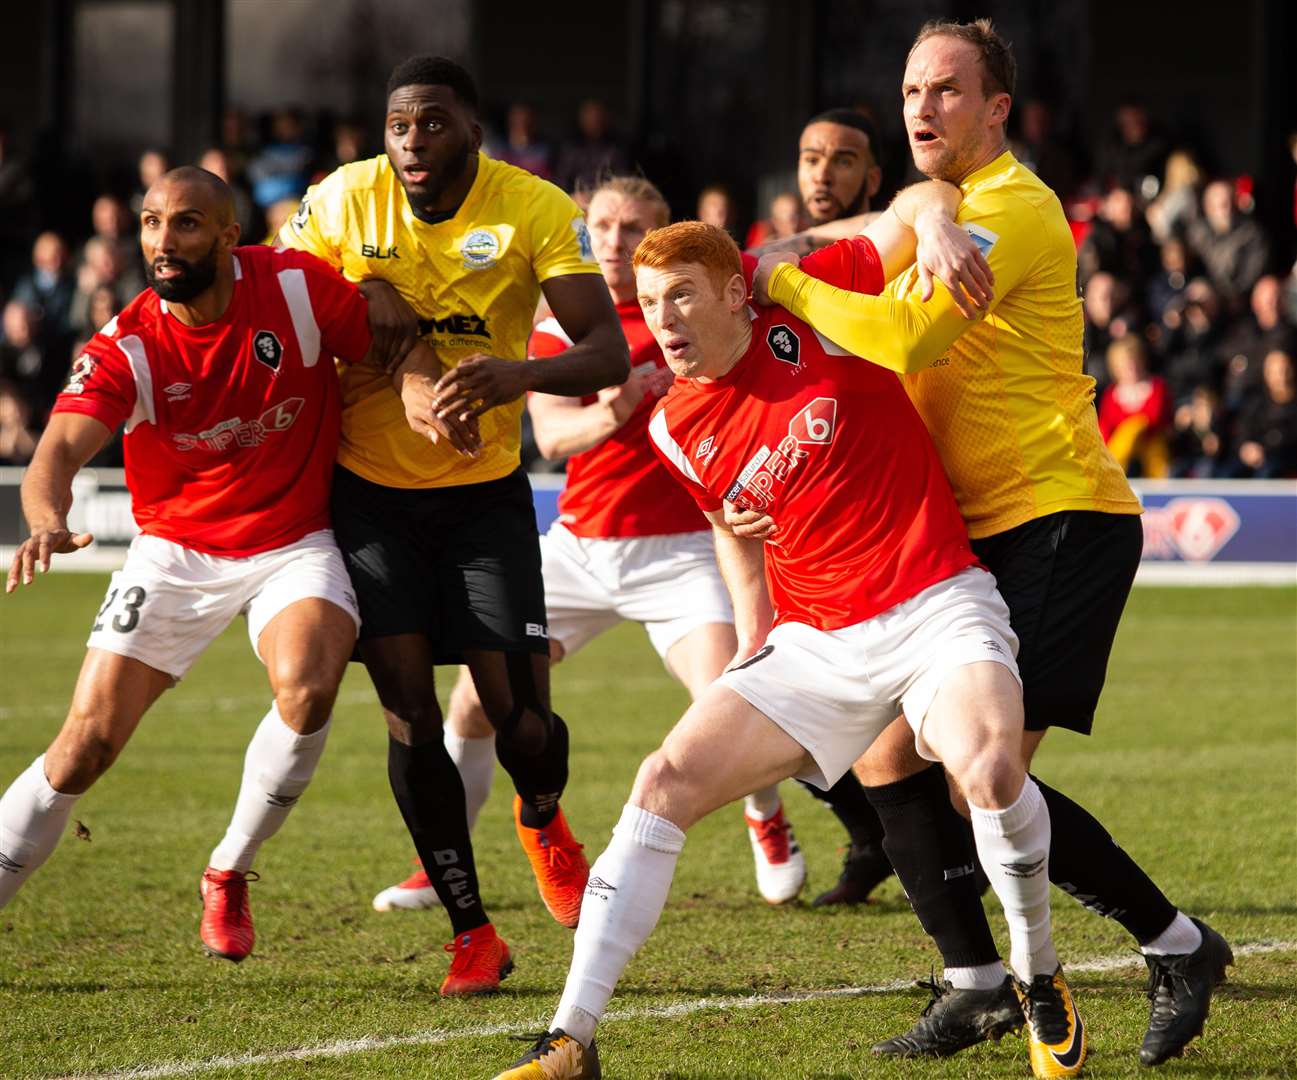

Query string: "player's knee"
[[381, 697, 444, 745], [630, 749, 699, 825], [494, 706, 550, 757], [272, 674, 338, 733], [954, 743, 1024, 809]]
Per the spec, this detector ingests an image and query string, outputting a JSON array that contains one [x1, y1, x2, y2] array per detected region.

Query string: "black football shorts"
[[331, 464, 548, 662], [971, 509, 1144, 734]]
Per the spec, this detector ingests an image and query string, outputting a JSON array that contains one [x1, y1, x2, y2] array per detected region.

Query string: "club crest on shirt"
[[63, 354, 96, 395], [573, 218, 596, 262], [461, 228, 502, 270], [253, 330, 283, 372], [766, 324, 801, 367]]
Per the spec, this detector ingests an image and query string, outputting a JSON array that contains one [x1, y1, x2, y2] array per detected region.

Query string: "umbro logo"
[[696, 435, 714, 459], [265, 792, 300, 809], [982, 639, 1003, 653], [1002, 857, 1046, 878], [164, 381, 191, 402], [0, 850, 25, 874], [587, 876, 617, 892]]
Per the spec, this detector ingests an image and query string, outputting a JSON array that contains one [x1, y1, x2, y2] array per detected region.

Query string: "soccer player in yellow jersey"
[[278, 57, 629, 996], [751, 19, 1232, 1075]]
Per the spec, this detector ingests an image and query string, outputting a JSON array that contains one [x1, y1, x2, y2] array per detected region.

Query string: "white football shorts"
[[716, 566, 1020, 790], [540, 522, 733, 660], [85, 529, 360, 680]]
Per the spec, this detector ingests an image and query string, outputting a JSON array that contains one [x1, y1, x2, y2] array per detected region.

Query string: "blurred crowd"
[[2, 97, 1295, 478]]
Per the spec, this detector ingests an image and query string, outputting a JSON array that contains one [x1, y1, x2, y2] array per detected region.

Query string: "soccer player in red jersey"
[[493, 223, 1070, 1080], [372, 177, 805, 917], [0, 168, 460, 966]]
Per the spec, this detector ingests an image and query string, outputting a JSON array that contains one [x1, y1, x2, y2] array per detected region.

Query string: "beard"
[[146, 239, 220, 302], [400, 137, 474, 211]]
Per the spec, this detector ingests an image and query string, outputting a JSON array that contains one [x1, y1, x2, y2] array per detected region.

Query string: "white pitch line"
[[55, 939, 1296, 1080]]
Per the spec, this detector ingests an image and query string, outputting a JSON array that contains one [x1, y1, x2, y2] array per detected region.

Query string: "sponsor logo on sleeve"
[[252, 330, 284, 372], [62, 354, 97, 395], [964, 222, 999, 256], [573, 218, 595, 262]]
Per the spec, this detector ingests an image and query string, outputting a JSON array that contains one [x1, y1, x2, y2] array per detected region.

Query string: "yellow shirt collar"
[[960, 149, 1016, 195]]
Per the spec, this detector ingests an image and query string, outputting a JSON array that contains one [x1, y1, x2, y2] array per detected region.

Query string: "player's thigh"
[[853, 716, 930, 786], [247, 532, 360, 717], [45, 649, 174, 793], [971, 510, 1142, 735], [85, 535, 248, 681], [632, 683, 813, 830], [664, 621, 737, 699], [536, 524, 622, 658], [920, 661, 1025, 801], [714, 619, 900, 794], [884, 567, 1022, 765]]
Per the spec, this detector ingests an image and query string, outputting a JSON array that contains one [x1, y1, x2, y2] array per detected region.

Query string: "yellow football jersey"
[[769, 150, 1141, 538], [279, 152, 600, 488]]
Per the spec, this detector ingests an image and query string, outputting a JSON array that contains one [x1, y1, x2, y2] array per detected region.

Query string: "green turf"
[[0, 578, 1294, 1079]]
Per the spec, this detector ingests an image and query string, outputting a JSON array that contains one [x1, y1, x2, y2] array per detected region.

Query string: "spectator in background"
[[13, 232, 77, 342], [1078, 185, 1158, 294], [1098, 334, 1171, 477], [1162, 277, 1226, 400], [1012, 98, 1082, 199], [84, 285, 120, 337], [1083, 271, 1139, 385], [247, 107, 314, 209], [1170, 385, 1227, 477], [130, 148, 170, 216], [198, 147, 257, 237], [745, 191, 804, 249], [1097, 100, 1169, 195], [1146, 149, 1203, 243], [263, 197, 302, 243], [496, 103, 553, 180], [1146, 236, 1193, 328], [0, 300, 60, 419], [1188, 179, 1270, 309], [69, 237, 137, 337], [696, 184, 740, 242], [0, 378, 39, 463], [1229, 348, 1297, 477], [555, 99, 629, 193], [87, 194, 144, 294], [1219, 275, 1295, 405]]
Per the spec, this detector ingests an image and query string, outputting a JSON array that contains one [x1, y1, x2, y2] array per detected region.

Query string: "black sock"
[[868, 764, 1000, 970], [796, 771, 887, 853], [387, 736, 487, 936], [1033, 775, 1178, 944], [497, 711, 570, 829]]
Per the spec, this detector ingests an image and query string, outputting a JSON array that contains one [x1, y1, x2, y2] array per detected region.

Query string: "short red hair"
[[633, 220, 742, 292]]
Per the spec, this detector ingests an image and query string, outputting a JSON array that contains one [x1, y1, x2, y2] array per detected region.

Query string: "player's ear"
[[989, 92, 1011, 128], [469, 118, 483, 154], [220, 220, 241, 252], [724, 271, 747, 312], [865, 164, 883, 200]]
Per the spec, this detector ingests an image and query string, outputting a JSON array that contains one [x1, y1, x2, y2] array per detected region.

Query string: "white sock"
[[444, 730, 496, 832], [945, 962, 1009, 991], [551, 803, 686, 1046], [209, 706, 331, 874], [0, 756, 81, 909], [743, 785, 782, 821], [1142, 911, 1203, 956], [969, 777, 1058, 981]]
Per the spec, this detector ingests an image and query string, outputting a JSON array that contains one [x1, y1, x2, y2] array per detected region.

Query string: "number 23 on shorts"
[[92, 585, 148, 634]]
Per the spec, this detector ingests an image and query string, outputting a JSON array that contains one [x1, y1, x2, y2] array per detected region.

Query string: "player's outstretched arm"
[[527, 363, 656, 460], [358, 278, 422, 372], [431, 274, 629, 421], [7, 414, 111, 593], [707, 509, 773, 662]]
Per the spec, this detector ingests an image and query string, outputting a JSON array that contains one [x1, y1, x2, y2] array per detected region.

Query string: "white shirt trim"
[[276, 267, 321, 367], [648, 408, 702, 485]]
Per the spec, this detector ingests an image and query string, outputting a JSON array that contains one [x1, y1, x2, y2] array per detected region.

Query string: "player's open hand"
[[752, 252, 801, 306], [913, 210, 995, 318], [723, 500, 778, 540], [6, 527, 94, 593], [358, 279, 421, 371], [399, 371, 482, 456], [432, 354, 534, 420]]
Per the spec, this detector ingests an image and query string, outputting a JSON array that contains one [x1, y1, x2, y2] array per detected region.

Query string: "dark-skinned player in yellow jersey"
[[279, 57, 628, 995]]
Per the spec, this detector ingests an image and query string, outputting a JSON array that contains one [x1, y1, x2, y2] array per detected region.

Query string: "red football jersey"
[[649, 239, 976, 630], [530, 300, 708, 538], [52, 245, 372, 557]]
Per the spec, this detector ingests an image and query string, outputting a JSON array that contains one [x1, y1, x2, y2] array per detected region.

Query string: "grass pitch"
[[0, 577, 1294, 1079]]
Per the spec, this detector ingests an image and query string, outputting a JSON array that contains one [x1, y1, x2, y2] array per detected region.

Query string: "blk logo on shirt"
[[253, 330, 283, 372], [767, 324, 801, 367]]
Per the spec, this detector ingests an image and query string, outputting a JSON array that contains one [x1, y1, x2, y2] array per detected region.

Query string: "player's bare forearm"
[[531, 273, 630, 398], [9, 415, 109, 591], [393, 343, 481, 455], [708, 516, 773, 654], [889, 180, 962, 230], [749, 213, 879, 258], [528, 393, 619, 460]]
